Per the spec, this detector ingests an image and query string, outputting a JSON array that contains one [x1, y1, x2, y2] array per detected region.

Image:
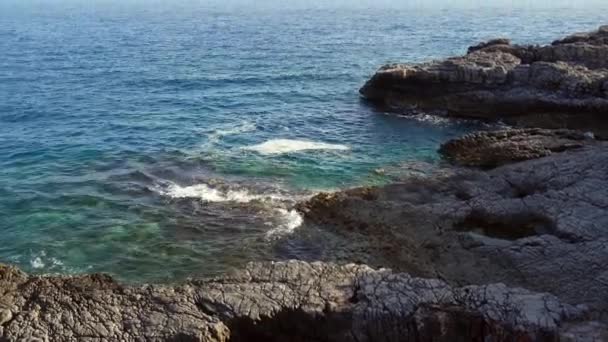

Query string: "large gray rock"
[[0, 261, 603, 341], [298, 144, 608, 325], [360, 26, 608, 136], [0, 264, 230, 341]]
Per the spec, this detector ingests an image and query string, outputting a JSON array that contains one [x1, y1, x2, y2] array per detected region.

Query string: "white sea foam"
[[207, 121, 257, 144], [407, 113, 455, 125], [243, 139, 349, 155], [31, 256, 45, 269], [154, 180, 309, 237], [155, 182, 296, 204], [29, 251, 64, 270], [265, 208, 304, 238]]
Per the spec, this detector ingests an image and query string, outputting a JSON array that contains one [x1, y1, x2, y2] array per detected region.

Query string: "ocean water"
[[1, 0, 606, 282]]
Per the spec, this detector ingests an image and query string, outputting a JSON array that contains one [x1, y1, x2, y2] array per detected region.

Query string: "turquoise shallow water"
[[1, 1, 607, 282]]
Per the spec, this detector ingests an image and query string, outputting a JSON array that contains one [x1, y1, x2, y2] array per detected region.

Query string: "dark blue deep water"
[[1, 0, 607, 282]]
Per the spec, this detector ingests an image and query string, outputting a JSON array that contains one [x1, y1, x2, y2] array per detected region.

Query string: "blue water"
[[1, 1, 607, 282]]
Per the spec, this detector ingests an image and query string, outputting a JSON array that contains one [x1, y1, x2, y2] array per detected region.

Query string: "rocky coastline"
[[2, 27, 608, 341], [0, 259, 603, 341], [360, 25, 608, 137]]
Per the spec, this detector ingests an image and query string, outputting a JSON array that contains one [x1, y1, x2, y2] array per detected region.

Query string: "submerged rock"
[[360, 26, 608, 136]]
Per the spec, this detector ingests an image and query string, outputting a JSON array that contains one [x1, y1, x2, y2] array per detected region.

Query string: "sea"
[[1, 0, 606, 282]]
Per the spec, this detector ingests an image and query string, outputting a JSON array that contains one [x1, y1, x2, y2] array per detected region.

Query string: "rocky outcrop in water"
[[360, 25, 608, 136], [0, 260, 604, 341], [438, 128, 596, 168]]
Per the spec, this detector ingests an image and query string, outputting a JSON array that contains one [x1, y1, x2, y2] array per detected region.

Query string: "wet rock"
[[438, 128, 593, 168], [360, 26, 608, 136], [467, 38, 511, 54]]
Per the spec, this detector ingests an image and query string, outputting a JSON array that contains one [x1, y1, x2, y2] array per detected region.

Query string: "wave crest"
[[243, 139, 349, 155], [155, 182, 293, 203], [265, 208, 304, 238], [207, 121, 257, 144], [154, 180, 306, 237]]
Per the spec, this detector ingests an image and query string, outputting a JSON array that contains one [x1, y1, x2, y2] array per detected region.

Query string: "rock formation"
[[360, 26, 608, 137], [298, 143, 608, 332], [438, 128, 596, 168], [0, 260, 605, 341]]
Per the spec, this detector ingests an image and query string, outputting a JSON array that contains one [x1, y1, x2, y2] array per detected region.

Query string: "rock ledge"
[[0, 260, 604, 341], [360, 26, 608, 136]]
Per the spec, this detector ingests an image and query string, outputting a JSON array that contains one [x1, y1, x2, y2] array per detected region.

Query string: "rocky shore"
[[0, 259, 604, 341], [360, 25, 608, 137], [299, 139, 608, 326], [2, 27, 608, 341], [2, 139, 607, 341]]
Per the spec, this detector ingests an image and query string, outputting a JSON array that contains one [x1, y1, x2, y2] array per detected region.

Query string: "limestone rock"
[[0, 260, 602, 341], [438, 128, 593, 168], [0, 268, 230, 341], [299, 144, 608, 325], [467, 38, 512, 54], [360, 25, 608, 136]]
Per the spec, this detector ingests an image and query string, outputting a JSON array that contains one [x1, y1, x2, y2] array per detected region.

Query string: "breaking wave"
[[243, 139, 350, 155], [155, 181, 294, 203], [153, 180, 306, 237], [205, 121, 257, 146], [265, 208, 304, 239]]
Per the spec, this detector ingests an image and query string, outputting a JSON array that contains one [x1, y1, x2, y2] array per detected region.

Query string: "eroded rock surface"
[[439, 128, 596, 168], [360, 26, 608, 136], [0, 260, 604, 341], [298, 144, 608, 325], [0, 264, 230, 341]]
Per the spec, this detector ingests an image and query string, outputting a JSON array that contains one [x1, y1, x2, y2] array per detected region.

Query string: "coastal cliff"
[[360, 26, 608, 137]]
